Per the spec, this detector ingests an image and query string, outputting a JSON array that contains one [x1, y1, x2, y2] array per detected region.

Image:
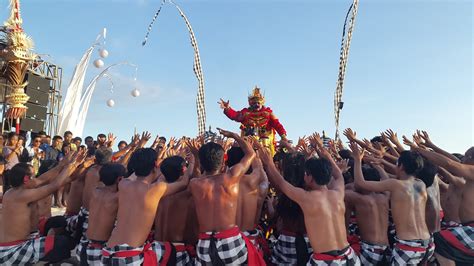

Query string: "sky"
[[3, 0, 472, 153]]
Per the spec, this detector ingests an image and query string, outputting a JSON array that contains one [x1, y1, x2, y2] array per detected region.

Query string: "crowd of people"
[[0, 127, 472, 265]]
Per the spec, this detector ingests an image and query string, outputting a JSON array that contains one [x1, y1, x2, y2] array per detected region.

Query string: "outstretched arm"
[[268, 112, 287, 138], [218, 128, 255, 181], [418, 131, 461, 162], [257, 144, 306, 204], [415, 147, 474, 181]]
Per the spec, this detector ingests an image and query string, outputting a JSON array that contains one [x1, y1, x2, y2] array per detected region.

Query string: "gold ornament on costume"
[[248, 85, 265, 105], [1, 0, 36, 119]]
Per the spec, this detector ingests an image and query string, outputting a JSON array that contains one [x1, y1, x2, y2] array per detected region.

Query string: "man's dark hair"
[[226, 146, 244, 168], [160, 156, 185, 183], [9, 163, 33, 188], [97, 133, 106, 139], [159, 136, 167, 142], [38, 130, 47, 136], [305, 158, 332, 186], [398, 151, 424, 175], [64, 131, 73, 137], [73, 137, 82, 143], [118, 140, 127, 147], [452, 153, 464, 161], [417, 158, 438, 187], [338, 149, 352, 160], [7, 132, 18, 140], [87, 147, 96, 157], [199, 142, 224, 172], [52, 135, 63, 141], [85, 136, 93, 142], [128, 148, 157, 177], [37, 160, 58, 177], [370, 136, 383, 143], [99, 163, 126, 186], [95, 147, 113, 165], [362, 166, 381, 182]]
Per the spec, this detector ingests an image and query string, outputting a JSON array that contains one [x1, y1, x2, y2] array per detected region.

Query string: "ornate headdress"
[[248, 85, 265, 104]]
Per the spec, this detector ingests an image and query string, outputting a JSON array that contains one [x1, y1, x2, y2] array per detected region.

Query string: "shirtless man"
[[226, 146, 268, 248], [79, 147, 112, 240], [77, 163, 125, 265], [345, 162, 390, 265], [414, 146, 474, 265], [102, 148, 193, 265], [350, 142, 433, 265], [259, 134, 359, 265], [190, 128, 265, 265], [437, 167, 465, 228], [154, 155, 198, 265], [416, 159, 440, 234], [0, 152, 84, 264]]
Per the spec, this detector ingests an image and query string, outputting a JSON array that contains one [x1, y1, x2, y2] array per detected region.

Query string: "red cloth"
[[102, 242, 159, 266], [347, 235, 361, 255], [224, 106, 287, 136], [440, 229, 474, 256]]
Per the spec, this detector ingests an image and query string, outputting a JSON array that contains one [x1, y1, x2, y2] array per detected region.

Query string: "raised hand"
[[216, 128, 239, 139], [384, 129, 400, 144], [308, 132, 323, 149], [343, 128, 357, 141], [151, 135, 161, 149], [419, 130, 434, 147], [413, 131, 426, 148], [106, 133, 116, 148], [336, 159, 351, 173], [363, 153, 382, 166], [218, 98, 230, 110], [168, 137, 178, 149], [138, 131, 152, 148], [402, 135, 416, 149]]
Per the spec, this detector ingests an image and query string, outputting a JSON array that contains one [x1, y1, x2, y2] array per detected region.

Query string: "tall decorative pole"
[[1, 0, 36, 133]]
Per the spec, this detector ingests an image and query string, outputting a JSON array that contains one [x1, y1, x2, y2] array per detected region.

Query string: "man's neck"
[[308, 183, 327, 191], [398, 173, 413, 181], [204, 170, 220, 176]]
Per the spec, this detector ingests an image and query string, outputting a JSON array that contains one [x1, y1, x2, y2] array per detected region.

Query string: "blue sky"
[[4, 0, 472, 153]]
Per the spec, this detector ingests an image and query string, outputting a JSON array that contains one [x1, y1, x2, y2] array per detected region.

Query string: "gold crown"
[[248, 86, 265, 104]]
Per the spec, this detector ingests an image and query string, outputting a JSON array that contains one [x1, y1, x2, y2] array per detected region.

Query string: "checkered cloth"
[[271, 231, 313, 265], [391, 236, 435, 265], [434, 222, 474, 264], [441, 219, 461, 230], [359, 241, 390, 265], [76, 238, 105, 266], [242, 228, 262, 249], [102, 241, 166, 265], [65, 207, 89, 238], [307, 245, 360, 266], [174, 242, 195, 266], [0, 235, 54, 265], [196, 226, 248, 265]]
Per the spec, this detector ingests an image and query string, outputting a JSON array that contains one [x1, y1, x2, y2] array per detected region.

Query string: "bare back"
[[107, 178, 165, 248], [154, 189, 198, 244], [190, 173, 240, 232], [236, 172, 263, 231], [352, 192, 389, 245], [460, 179, 474, 223], [65, 178, 85, 215], [300, 189, 348, 253], [425, 179, 441, 233], [390, 178, 430, 240], [82, 165, 102, 209], [86, 187, 118, 241], [441, 182, 463, 223], [1, 189, 35, 242]]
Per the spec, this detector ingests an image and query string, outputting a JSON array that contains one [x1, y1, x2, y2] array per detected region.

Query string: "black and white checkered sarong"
[[76, 238, 104, 266], [307, 245, 360, 266], [0, 236, 54, 265], [391, 236, 434, 265], [359, 241, 390, 265], [196, 227, 248, 265], [174, 242, 194, 266], [101, 241, 166, 265], [271, 231, 313, 265]]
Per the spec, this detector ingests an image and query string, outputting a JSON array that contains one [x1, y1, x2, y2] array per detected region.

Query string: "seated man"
[[259, 135, 360, 265], [154, 155, 199, 266], [77, 163, 126, 265], [190, 128, 264, 265], [345, 165, 390, 265], [350, 143, 434, 265], [0, 152, 84, 264], [102, 148, 193, 265], [415, 146, 474, 265]]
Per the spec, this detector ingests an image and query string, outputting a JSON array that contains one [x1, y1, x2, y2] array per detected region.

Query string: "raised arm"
[[309, 133, 344, 192], [437, 166, 466, 187], [418, 131, 461, 162], [257, 144, 306, 204], [217, 128, 255, 181], [414, 147, 474, 180], [384, 129, 405, 153], [160, 151, 195, 197], [350, 142, 400, 193], [18, 152, 83, 203], [220, 99, 244, 122]]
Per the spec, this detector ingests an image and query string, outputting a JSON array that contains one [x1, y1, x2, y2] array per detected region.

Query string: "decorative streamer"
[[143, 0, 207, 135], [142, 0, 166, 46], [334, 0, 359, 142]]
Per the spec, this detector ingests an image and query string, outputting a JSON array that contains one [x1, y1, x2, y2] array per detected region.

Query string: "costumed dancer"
[[219, 86, 287, 155]]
